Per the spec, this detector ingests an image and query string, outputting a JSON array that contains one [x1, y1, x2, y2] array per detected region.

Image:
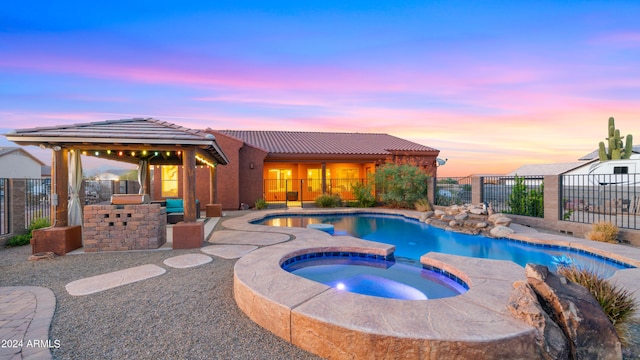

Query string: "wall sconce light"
[[249, 162, 254, 169]]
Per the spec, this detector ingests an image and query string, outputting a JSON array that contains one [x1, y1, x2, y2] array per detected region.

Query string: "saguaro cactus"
[[598, 117, 634, 161]]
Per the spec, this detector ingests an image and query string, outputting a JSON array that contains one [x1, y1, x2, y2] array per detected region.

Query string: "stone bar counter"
[[83, 202, 166, 252]]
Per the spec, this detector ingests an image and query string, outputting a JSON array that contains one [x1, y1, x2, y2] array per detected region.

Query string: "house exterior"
[[152, 130, 440, 210], [0, 147, 45, 178]]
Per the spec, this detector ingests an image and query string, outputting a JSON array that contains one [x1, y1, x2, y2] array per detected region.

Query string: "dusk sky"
[[1, 1, 639, 176]]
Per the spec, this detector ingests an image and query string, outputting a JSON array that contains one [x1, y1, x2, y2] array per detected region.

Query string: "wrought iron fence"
[[263, 178, 365, 206], [0, 179, 8, 235], [25, 178, 51, 227], [482, 176, 544, 217], [435, 177, 472, 206], [561, 173, 639, 229]]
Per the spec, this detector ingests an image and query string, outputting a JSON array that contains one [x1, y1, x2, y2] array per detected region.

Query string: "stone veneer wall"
[[83, 204, 166, 252]]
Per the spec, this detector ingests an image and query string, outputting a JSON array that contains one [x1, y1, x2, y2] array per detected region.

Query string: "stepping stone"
[[209, 230, 289, 246], [201, 245, 258, 259], [65, 264, 166, 296], [163, 254, 212, 268]]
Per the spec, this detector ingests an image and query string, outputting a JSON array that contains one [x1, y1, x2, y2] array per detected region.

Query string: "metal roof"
[[215, 130, 438, 156], [4, 118, 229, 166], [507, 162, 589, 176]]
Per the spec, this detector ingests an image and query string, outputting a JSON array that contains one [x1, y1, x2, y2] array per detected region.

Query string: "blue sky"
[[1, 1, 639, 175]]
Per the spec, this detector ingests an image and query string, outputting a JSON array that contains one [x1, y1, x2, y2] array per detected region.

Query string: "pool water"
[[259, 213, 634, 277], [282, 253, 468, 300]]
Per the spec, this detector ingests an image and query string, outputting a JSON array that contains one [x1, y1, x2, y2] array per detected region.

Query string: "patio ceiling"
[[4, 118, 230, 166]]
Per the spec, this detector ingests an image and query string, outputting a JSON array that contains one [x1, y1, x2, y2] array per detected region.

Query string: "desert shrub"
[[6, 217, 51, 247], [373, 164, 429, 208], [415, 198, 432, 212], [558, 265, 638, 344], [351, 181, 376, 208], [506, 176, 544, 218], [586, 221, 618, 243], [315, 194, 342, 208], [254, 198, 267, 210]]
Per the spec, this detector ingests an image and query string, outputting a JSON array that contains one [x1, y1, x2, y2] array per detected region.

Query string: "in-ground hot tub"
[[281, 251, 467, 300]]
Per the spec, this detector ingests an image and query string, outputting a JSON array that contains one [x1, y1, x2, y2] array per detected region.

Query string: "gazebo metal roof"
[[4, 118, 230, 166]]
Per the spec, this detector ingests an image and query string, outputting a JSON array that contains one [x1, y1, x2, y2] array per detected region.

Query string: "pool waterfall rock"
[[508, 264, 622, 360], [424, 204, 514, 237]]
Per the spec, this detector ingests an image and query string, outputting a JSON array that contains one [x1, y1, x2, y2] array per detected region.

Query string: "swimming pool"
[[257, 213, 634, 277]]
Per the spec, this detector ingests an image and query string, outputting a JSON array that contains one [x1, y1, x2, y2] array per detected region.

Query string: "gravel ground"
[[0, 223, 320, 359]]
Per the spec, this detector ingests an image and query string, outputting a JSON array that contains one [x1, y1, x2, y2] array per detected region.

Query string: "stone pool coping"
[[227, 208, 640, 359]]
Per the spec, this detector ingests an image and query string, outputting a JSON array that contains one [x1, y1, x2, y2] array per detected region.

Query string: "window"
[[307, 168, 322, 192], [267, 169, 292, 191], [338, 168, 359, 179], [613, 166, 628, 174], [336, 168, 359, 192], [161, 165, 179, 197]]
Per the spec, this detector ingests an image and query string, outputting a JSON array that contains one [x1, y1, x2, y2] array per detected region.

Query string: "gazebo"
[[5, 118, 230, 253]]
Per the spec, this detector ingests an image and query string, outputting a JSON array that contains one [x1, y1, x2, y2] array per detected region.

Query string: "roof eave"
[[5, 135, 215, 146]]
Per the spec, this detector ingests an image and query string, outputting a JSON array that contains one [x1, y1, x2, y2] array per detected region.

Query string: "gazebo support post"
[[172, 148, 204, 249], [52, 148, 69, 227], [31, 147, 82, 255]]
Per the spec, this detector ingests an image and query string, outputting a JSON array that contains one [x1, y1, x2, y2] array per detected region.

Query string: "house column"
[[321, 163, 327, 194]]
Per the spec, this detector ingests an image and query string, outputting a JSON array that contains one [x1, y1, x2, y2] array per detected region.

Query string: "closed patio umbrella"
[[68, 150, 83, 227]]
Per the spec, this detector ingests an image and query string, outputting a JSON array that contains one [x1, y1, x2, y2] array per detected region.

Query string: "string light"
[[118, 151, 124, 156], [107, 150, 111, 155], [142, 150, 147, 155], [94, 151, 99, 156], [195, 155, 216, 168]]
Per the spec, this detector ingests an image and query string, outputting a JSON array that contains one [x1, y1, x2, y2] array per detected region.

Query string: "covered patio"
[[5, 118, 230, 253]]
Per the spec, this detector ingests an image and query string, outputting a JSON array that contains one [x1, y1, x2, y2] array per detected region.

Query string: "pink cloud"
[[589, 31, 640, 48]]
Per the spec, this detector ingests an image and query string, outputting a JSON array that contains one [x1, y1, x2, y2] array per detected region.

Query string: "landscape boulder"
[[492, 216, 513, 227], [454, 212, 469, 221], [524, 265, 622, 360], [508, 281, 570, 360], [427, 204, 515, 238], [490, 225, 514, 238]]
